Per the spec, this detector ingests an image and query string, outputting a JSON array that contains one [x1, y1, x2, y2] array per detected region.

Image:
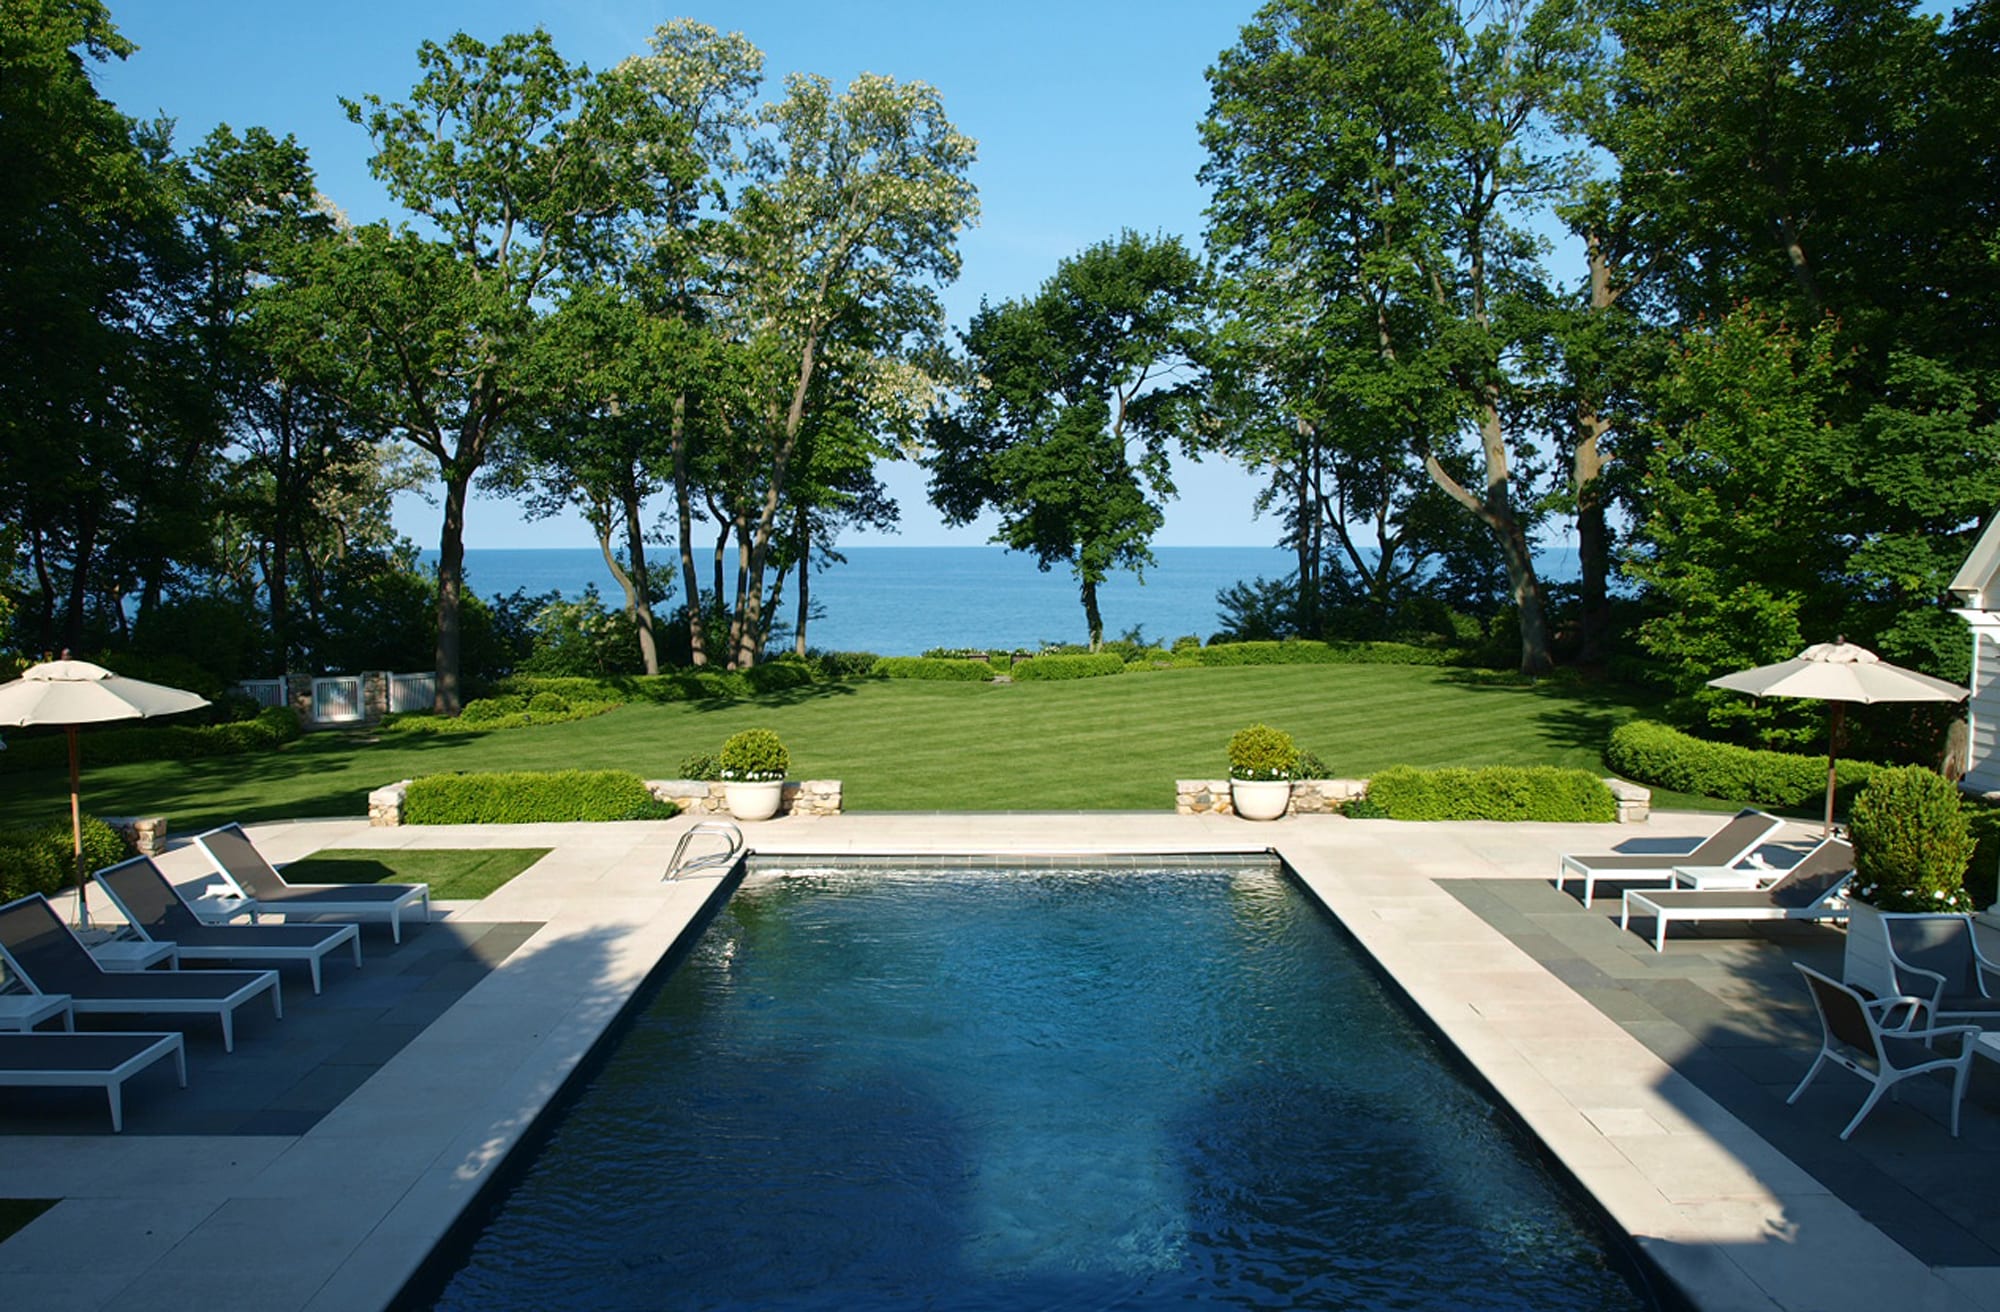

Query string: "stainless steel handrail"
[[664, 819, 744, 881]]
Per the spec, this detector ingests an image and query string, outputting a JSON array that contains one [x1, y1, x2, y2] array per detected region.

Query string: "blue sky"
[[92, 0, 1281, 550]]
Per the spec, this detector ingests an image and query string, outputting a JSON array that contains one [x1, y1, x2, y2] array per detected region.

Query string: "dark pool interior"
[[426, 863, 1656, 1310]]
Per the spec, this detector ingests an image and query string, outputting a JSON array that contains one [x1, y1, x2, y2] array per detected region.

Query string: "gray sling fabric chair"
[[0, 894, 281, 1052], [1789, 964, 1978, 1139], [95, 855, 362, 994]]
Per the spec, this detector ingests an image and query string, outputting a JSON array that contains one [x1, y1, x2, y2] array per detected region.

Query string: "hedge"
[[493, 663, 818, 706], [1008, 653, 1127, 681], [868, 656, 995, 681], [381, 694, 617, 735], [1195, 640, 1471, 668], [1364, 765, 1619, 822], [0, 706, 301, 774], [1606, 719, 1880, 809], [403, 770, 680, 824], [0, 815, 128, 901]]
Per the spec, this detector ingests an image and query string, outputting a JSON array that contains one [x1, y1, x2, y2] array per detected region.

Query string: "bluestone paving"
[[0, 810, 1991, 1309]]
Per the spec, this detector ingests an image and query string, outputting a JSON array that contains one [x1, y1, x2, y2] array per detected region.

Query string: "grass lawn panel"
[[0, 665, 1742, 822], [278, 849, 550, 901]]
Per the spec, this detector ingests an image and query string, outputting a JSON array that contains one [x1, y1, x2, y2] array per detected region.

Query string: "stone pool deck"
[[0, 810, 1992, 1311]]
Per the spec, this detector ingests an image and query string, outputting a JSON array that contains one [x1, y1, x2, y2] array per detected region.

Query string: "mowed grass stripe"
[[0, 665, 1665, 824]]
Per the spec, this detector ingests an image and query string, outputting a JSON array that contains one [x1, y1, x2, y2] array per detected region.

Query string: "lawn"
[[280, 848, 551, 900], [0, 665, 1708, 828]]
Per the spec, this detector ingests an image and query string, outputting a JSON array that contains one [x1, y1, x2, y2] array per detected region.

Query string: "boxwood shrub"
[[493, 663, 817, 706], [1364, 765, 1618, 822], [868, 656, 995, 681], [403, 770, 679, 824], [1008, 653, 1127, 681], [384, 695, 615, 735], [1195, 640, 1469, 668], [0, 815, 128, 901], [0, 706, 301, 774], [1606, 719, 1880, 808]]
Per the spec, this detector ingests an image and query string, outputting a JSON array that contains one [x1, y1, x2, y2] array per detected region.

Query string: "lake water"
[[432, 545, 1582, 656]]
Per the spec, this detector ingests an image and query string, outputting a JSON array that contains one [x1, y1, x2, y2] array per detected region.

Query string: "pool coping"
[[0, 811, 1988, 1311]]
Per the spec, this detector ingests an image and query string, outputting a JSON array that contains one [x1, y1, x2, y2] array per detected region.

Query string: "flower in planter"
[[1848, 765, 1978, 912], [719, 728, 790, 782], [1227, 724, 1299, 782]]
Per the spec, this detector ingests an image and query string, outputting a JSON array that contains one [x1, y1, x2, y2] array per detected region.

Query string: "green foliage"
[[526, 692, 571, 715], [1227, 724, 1299, 781], [807, 650, 880, 679], [492, 665, 818, 705], [868, 657, 994, 682], [0, 706, 300, 775], [677, 752, 720, 782], [0, 815, 128, 901], [1606, 719, 1881, 810], [457, 696, 526, 724], [719, 728, 789, 781], [1341, 795, 1390, 819], [383, 695, 612, 736], [1296, 750, 1331, 780], [1195, 640, 1466, 668], [516, 588, 645, 678], [1848, 766, 1978, 913], [402, 770, 677, 824], [1364, 766, 1618, 823], [1008, 653, 1127, 681]]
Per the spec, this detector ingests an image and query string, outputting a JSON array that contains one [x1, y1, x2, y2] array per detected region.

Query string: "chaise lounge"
[[1618, 837, 1856, 952], [0, 894, 282, 1051], [1554, 808, 1785, 905], [0, 1031, 186, 1132], [95, 856, 362, 994], [195, 823, 429, 944]]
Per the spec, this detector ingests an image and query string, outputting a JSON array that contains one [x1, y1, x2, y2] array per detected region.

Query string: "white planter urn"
[[724, 780, 785, 822], [1230, 778, 1292, 822]]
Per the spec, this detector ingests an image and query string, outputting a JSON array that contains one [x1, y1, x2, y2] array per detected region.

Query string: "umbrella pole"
[[1823, 703, 1845, 838], [67, 725, 88, 929]]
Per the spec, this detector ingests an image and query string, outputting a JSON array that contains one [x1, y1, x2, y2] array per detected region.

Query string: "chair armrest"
[[1888, 957, 1948, 1009], [1971, 943, 2000, 997], [1864, 994, 1937, 1031]]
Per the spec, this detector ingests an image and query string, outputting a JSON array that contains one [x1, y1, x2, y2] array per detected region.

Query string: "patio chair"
[[194, 823, 429, 944], [0, 894, 282, 1052], [1618, 837, 1855, 953], [1878, 913, 2000, 1026], [0, 1031, 185, 1132], [1788, 964, 1978, 1139], [1554, 808, 1785, 904], [94, 855, 362, 994]]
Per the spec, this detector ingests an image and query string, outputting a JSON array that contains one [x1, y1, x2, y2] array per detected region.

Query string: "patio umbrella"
[[1706, 639, 1966, 836], [0, 659, 208, 926]]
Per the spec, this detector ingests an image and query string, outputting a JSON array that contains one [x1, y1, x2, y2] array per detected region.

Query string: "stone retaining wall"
[[366, 777, 844, 826], [1175, 776, 1651, 821], [101, 815, 168, 855]]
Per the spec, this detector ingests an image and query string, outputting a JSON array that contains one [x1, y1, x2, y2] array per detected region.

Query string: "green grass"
[[279, 849, 551, 900], [0, 1199, 55, 1244], [0, 665, 1728, 826]]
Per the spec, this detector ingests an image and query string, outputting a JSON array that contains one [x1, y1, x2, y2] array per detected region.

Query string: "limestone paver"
[[1, 809, 1990, 1310]]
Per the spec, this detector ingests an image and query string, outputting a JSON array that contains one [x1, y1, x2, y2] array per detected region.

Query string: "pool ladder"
[[664, 820, 744, 881]]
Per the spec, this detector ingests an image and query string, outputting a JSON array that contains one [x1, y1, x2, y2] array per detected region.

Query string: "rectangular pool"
[[423, 861, 1654, 1309]]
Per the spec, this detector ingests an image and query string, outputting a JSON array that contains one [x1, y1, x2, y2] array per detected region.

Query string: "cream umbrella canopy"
[[0, 659, 209, 926], [1706, 640, 1966, 836]]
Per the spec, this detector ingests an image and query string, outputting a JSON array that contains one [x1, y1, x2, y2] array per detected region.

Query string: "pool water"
[[427, 865, 1650, 1310]]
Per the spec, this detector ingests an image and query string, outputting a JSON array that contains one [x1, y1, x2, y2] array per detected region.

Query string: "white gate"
[[389, 672, 436, 713], [235, 678, 285, 709], [311, 676, 363, 724]]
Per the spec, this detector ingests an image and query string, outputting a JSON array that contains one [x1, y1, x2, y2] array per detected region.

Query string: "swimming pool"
[[424, 861, 1653, 1310]]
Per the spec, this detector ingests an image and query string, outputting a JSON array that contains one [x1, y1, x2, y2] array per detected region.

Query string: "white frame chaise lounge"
[[95, 856, 362, 994], [1555, 808, 1784, 904], [1619, 837, 1855, 952], [0, 894, 282, 1052], [195, 823, 429, 944], [0, 1031, 186, 1131]]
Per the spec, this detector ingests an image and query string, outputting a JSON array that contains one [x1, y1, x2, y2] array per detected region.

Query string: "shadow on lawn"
[[1431, 669, 1651, 758]]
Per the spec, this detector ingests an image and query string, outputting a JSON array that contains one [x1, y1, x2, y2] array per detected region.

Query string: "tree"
[[308, 29, 680, 712], [927, 232, 1207, 650], [1203, 0, 1596, 675], [702, 69, 978, 668]]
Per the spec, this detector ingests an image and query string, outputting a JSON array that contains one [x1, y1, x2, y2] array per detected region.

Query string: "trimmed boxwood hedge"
[[868, 656, 995, 681], [1364, 765, 1619, 822], [0, 706, 301, 774], [1008, 653, 1127, 681], [0, 815, 128, 901], [1606, 719, 1880, 809], [403, 770, 680, 824], [382, 694, 617, 735], [1195, 640, 1472, 668], [493, 663, 818, 706]]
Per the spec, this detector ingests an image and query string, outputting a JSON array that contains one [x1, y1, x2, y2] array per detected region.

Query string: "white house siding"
[[1967, 627, 2000, 795]]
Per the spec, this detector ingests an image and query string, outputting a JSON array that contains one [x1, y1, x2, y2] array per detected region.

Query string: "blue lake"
[[432, 545, 1582, 657]]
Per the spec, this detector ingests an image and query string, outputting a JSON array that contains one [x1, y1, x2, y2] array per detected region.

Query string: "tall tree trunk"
[[29, 519, 57, 656], [793, 502, 812, 659], [670, 394, 709, 667], [1421, 430, 1552, 677], [621, 485, 659, 675], [434, 470, 470, 715], [1574, 229, 1616, 667], [1081, 573, 1104, 651], [1294, 422, 1316, 637], [62, 502, 97, 656]]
